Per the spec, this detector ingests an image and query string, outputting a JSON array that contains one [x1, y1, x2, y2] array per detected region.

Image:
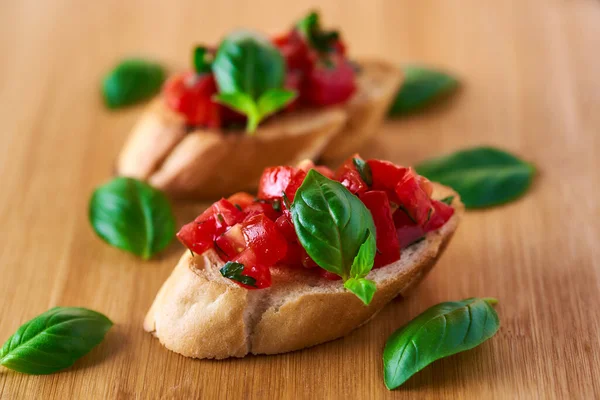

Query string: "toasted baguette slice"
[[116, 59, 401, 199], [143, 184, 462, 359], [320, 59, 402, 162]]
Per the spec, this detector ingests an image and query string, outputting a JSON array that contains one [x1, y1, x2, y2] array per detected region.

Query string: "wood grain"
[[1, 0, 599, 398]]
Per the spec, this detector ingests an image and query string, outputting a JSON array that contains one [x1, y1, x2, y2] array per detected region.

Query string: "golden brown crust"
[[116, 59, 400, 198], [144, 184, 462, 359], [320, 59, 403, 162]]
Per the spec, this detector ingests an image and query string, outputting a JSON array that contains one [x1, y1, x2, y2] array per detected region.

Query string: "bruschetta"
[[116, 12, 401, 199], [144, 156, 462, 359]]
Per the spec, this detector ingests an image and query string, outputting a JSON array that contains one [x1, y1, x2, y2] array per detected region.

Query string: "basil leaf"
[[213, 30, 285, 100], [89, 177, 176, 259], [0, 307, 113, 375], [440, 195, 455, 205], [296, 11, 340, 53], [193, 46, 212, 74], [388, 66, 458, 116], [344, 277, 377, 305], [384, 298, 499, 389], [291, 170, 377, 303], [213, 92, 260, 133], [102, 58, 165, 109], [220, 261, 257, 287], [352, 157, 373, 186], [257, 89, 296, 119], [350, 231, 376, 278], [415, 147, 536, 208]]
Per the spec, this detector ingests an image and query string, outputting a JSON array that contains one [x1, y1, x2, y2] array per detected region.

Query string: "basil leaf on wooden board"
[[383, 298, 500, 389], [220, 261, 257, 287], [0, 307, 113, 375], [89, 177, 176, 259], [291, 170, 377, 304], [102, 58, 165, 109], [415, 147, 536, 208], [388, 66, 458, 116]]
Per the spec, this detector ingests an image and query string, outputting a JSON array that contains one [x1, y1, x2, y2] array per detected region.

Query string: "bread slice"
[[320, 59, 403, 162], [143, 183, 462, 359], [116, 59, 401, 199]]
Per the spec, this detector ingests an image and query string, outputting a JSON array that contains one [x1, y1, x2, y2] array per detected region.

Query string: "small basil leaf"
[[440, 195, 455, 205], [213, 30, 285, 100], [349, 230, 376, 278], [353, 157, 373, 186], [415, 147, 536, 208], [193, 46, 212, 74], [344, 277, 377, 305], [383, 298, 500, 389], [102, 58, 165, 109], [388, 66, 458, 116], [220, 261, 257, 287], [257, 89, 297, 119], [0, 307, 113, 375], [89, 177, 176, 259], [291, 170, 376, 281], [213, 92, 260, 132], [296, 11, 340, 53]]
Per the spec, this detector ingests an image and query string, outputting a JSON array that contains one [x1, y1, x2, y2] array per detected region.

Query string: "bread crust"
[[116, 59, 401, 199], [144, 184, 462, 359]]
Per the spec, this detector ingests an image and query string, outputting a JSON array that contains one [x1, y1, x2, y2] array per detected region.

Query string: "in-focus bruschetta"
[[144, 155, 462, 359], [116, 12, 402, 199]]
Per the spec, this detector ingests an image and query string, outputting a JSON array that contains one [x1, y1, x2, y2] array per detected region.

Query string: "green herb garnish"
[[353, 157, 373, 186], [220, 261, 257, 287], [102, 58, 165, 109]]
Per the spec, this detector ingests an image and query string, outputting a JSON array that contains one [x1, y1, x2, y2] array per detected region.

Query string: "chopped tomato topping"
[[360, 191, 401, 268], [163, 71, 221, 128], [177, 156, 453, 289], [302, 55, 356, 106]]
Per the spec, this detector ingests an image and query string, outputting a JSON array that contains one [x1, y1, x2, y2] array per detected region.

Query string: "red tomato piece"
[[424, 200, 455, 232], [302, 54, 356, 106], [163, 71, 221, 128], [244, 201, 280, 221], [335, 154, 368, 194], [273, 30, 313, 72], [212, 198, 246, 227], [284, 169, 307, 202], [360, 191, 401, 268], [275, 211, 297, 242], [367, 159, 409, 201], [241, 214, 288, 267], [214, 223, 246, 260], [233, 248, 272, 289], [395, 171, 433, 227], [227, 192, 255, 210], [258, 166, 296, 199]]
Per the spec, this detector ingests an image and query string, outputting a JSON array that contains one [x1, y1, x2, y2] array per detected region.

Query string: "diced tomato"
[[227, 192, 254, 210], [244, 201, 280, 221], [340, 169, 368, 195], [258, 166, 296, 199], [367, 159, 409, 201], [176, 199, 244, 254], [241, 214, 288, 266], [273, 30, 313, 72], [233, 249, 272, 289], [214, 223, 246, 260], [275, 211, 297, 241], [395, 171, 433, 226], [360, 191, 401, 268], [302, 54, 356, 106], [393, 209, 425, 249], [163, 71, 221, 128], [283, 70, 303, 111], [284, 169, 307, 201], [424, 200, 455, 232]]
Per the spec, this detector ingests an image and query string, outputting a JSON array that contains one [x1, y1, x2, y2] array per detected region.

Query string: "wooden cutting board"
[[1, 0, 599, 398]]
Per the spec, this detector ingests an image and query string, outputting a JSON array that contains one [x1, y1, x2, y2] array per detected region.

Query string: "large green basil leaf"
[[213, 30, 286, 100], [383, 298, 500, 389], [291, 170, 376, 281], [0, 307, 113, 375], [388, 65, 458, 116], [89, 177, 176, 259], [415, 147, 536, 208], [102, 58, 165, 109]]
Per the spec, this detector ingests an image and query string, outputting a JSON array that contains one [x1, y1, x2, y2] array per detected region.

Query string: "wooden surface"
[[1, 0, 599, 398]]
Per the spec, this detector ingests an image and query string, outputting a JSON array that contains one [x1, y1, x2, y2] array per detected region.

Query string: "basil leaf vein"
[[388, 65, 458, 116], [102, 58, 165, 109], [415, 147, 536, 208], [291, 170, 377, 304], [383, 297, 500, 389], [0, 307, 113, 375], [89, 177, 176, 259]]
